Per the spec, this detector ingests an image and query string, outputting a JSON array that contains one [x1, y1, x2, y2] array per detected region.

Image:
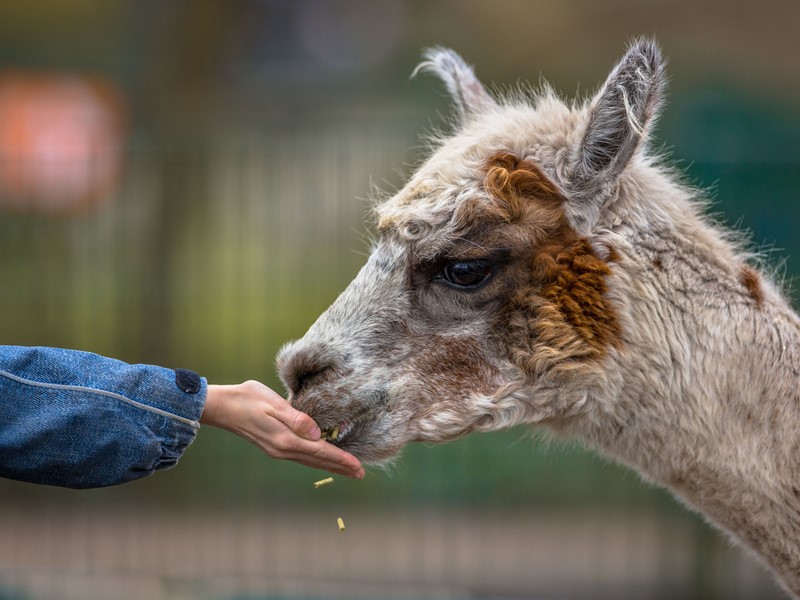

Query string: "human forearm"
[[0, 345, 203, 488]]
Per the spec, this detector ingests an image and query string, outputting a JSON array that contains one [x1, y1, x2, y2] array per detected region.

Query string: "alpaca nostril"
[[279, 343, 341, 397], [293, 365, 332, 395]]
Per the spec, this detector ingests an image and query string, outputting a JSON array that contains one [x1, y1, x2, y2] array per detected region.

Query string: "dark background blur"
[[1, 1, 799, 599]]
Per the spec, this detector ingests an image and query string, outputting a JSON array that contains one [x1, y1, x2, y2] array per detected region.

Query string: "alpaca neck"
[[590, 225, 800, 596]]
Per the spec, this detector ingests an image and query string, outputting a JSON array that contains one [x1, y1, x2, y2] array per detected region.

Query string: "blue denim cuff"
[[0, 346, 207, 488]]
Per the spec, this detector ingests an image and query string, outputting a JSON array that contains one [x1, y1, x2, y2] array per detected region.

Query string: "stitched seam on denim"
[[0, 368, 199, 427]]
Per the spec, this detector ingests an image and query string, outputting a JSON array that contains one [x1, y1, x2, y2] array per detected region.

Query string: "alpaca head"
[[277, 40, 665, 463]]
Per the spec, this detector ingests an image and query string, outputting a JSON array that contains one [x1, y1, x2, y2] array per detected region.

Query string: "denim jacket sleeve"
[[0, 345, 207, 489]]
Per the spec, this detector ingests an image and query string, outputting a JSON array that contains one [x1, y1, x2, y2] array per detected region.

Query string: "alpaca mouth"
[[317, 389, 389, 449], [320, 421, 352, 444], [319, 413, 370, 448]]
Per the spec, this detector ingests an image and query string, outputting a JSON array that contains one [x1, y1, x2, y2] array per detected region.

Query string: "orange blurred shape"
[[0, 72, 126, 215]]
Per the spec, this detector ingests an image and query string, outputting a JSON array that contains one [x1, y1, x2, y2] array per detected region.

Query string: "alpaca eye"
[[438, 260, 493, 289]]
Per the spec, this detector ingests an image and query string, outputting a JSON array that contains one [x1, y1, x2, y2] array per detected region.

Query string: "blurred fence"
[[0, 99, 796, 599]]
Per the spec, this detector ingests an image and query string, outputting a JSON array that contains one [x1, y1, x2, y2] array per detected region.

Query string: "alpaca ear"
[[413, 47, 497, 120], [567, 39, 665, 232]]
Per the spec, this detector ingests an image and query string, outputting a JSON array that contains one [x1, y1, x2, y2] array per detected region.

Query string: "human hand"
[[200, 380, 365, 479]]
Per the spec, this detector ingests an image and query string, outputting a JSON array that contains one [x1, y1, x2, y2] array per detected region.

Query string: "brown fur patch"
[[535, 238, 622, 354], [406, 334, 499, 442], [411, 335, 495, 394], [740, 265, 764, 307], [478, 152, 622, 377], [450, 152, 568, 256], [446, 154, 568, 264], [483, 152, 565, 223]]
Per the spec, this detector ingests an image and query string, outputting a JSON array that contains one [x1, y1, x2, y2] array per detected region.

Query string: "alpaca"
[[277, 40, 800, 596]]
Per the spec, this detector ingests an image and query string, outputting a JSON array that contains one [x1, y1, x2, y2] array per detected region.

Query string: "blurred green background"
[[0, 1, 799, 599]]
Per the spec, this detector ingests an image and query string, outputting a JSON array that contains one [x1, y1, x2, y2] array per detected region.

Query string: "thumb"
[[288, 409, 322, 441]]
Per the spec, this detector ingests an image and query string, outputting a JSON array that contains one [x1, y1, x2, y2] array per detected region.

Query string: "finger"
[[284, 441, 365, 478], [247, 381, 320, 438], [287, 453, 365, 479], [265, 398, 321, 441], [289, 411, 322, 441]]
